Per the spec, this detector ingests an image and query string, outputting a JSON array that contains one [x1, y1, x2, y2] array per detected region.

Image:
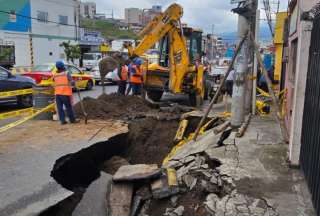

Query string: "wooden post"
[[193, 31, 248, 141]]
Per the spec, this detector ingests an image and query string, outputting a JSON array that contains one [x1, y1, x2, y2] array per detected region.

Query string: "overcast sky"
[[83, 0, 288, 34]]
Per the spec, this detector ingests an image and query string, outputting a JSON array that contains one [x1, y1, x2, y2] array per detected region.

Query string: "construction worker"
[[129, 57, 143, 95], [53, 61, 77, 125], [117, 62, 129, 95]]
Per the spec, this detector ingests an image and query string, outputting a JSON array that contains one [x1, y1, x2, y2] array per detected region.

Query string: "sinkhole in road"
[[50, 117, 180, 192], [42, 115, 225, 215]]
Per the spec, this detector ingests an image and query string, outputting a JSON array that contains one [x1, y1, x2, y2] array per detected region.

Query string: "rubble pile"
[[106, 150, 279, 216]]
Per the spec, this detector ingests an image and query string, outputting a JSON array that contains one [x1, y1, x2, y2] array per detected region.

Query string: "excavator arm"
[[125, 4, 184, 58]]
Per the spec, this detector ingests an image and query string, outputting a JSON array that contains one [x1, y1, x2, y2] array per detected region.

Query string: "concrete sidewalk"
[[204, 115, 315, 215]]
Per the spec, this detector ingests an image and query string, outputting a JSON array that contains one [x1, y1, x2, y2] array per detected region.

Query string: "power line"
[[0, 10, 79, 28]]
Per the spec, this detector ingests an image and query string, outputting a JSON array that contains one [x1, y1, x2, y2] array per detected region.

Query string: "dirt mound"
[[74, 93, 153, 120], [125, 118, 179, 165]]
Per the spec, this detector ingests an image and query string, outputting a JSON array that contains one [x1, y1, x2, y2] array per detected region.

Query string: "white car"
[[91, 66, 119, 85]]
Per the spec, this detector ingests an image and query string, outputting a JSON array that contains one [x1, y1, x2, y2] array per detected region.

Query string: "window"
[[37, 11, 48, 23], [32, 64, 54, 72], [59, 15, 68, 25], [9, 10, 16, 22], [0, 68, 9, 80], [68, 66, 81, 74]]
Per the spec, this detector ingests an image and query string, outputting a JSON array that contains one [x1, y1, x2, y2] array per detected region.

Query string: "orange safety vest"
[[120, 65, 128, 81], [130, 65, 142, 84], [53, 72, 73, 96]]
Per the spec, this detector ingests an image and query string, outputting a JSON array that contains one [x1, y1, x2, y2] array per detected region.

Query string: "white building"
[[125, 8, 142, 25], [80, 2, 96, 19], [0, 0, 80, 67]]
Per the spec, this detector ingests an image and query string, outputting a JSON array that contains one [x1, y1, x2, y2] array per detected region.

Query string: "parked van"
[[83, 52, 102, 71]]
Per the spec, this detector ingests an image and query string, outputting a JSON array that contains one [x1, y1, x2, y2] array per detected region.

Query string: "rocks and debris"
[[164, 205, 185, 216], [204, 192, 279, 216], [113, 164, 161, 182]]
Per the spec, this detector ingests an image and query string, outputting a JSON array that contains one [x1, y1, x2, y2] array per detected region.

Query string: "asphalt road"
[[0, 85, 117, 128]]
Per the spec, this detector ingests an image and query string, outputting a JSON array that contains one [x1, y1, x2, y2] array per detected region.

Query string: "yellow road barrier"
[[0, 107, 34, 120], [0, 89, 33, 98], [0, 103, 55, 133]]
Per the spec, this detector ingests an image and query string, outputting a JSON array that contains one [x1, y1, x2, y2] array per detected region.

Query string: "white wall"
[[289, 0, 319, 166], [30, 0, 78, 38], [0, 31, 31, 66]]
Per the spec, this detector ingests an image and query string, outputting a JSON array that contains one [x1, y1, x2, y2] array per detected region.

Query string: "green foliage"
[[81, 18, 137, 40], [59, 41, 81, 64], [0, 47, 14, 62]]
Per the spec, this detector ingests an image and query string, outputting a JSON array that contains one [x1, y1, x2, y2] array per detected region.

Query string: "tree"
[[59, 41, 81, 64], [0, 47, 14, 62]]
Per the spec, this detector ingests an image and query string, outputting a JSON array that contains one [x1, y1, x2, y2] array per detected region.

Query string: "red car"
[[23, 63, 95, 90]]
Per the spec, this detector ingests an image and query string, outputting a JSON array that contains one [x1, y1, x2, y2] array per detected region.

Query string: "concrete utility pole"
[[231, 0, 258, 127]]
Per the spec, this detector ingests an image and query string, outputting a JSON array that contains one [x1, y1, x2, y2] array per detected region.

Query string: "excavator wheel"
[[147, 90, 164, 102]]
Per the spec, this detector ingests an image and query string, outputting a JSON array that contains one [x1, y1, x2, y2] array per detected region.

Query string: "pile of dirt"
[[74, 93, 153, 120], [125, 118, 179, 165]]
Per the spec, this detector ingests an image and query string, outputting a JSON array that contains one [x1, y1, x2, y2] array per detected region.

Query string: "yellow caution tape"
[[166, 168, 178, 186], [0, 107, 35, 120], [174, 119, 188, 142], [0, 89, 33, 98], [0, 103, 55, 133]]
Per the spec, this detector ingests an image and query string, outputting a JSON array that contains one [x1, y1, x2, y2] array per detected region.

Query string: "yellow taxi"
[[22, 63, 95, 90]]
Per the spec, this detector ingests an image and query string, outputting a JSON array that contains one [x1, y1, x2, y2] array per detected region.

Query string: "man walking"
[[53, 61, 77, 125]]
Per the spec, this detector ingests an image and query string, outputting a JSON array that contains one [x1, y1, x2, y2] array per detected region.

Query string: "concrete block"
[[72, 172, 111, 216], [113, 164, 161, 182], [108, 182, 133, 216]]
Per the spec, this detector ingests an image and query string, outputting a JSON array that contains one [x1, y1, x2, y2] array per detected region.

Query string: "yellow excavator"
[[124, 3, 207, 106]]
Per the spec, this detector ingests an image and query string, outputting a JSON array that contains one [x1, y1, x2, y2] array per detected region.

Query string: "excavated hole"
[[46, 112, 227, 215], [44, 117, 179, 215]]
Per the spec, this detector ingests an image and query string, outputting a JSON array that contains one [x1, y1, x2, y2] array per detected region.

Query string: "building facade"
[[0, 0, 80, 67], [80, 2, 96, 19], [125, 8, 142, 25], [282, 0, 320, 214]]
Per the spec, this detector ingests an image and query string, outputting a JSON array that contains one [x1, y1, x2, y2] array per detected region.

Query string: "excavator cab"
[[158, 27, 203, 67], [183, 27, 203, 65]]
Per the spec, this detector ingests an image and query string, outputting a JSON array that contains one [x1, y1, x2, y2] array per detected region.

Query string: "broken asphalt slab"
[[113, 164, 161, 182], [0, 120, 128, 215], [72, 172, 111, 216]]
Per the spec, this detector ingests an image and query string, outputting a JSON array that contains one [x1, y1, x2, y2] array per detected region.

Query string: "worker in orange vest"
[[129, 57, 143, 95], [53, 61, 77, 125], [117, 63, 129, 95]]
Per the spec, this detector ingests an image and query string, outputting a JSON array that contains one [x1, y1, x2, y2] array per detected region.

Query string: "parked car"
[[23, 63, 95, 90], [91, 66, 119, 85], [0, 66, 35, 107]]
